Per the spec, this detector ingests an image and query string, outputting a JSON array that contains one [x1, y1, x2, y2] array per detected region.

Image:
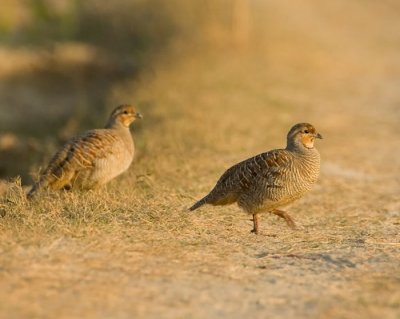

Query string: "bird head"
[[287, 123, 322, 150], [108, 104, 143, 128]]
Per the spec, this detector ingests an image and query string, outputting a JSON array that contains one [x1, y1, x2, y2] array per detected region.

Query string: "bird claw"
[[250, 228, 259, 235]]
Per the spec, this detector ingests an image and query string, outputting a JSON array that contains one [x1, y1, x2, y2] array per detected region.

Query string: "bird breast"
[[259, 150, 319, 207], [88, 130, 135, 186], [284, 150, 320, 199]]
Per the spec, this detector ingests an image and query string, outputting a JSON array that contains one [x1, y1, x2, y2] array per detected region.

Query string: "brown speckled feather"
[[190, 123, 322, 233], [214, 150, 290, 201], [34, 130, 119, 190], [27, 104, 142, 198], [190, 149, 292, 209]]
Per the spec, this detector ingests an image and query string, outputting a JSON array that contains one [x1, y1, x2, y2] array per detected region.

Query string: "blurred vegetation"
[[0, 0, 251, 54], [1, 0, 397, 184], [3, 0, 175, 48], [0, 0, 254, 182]]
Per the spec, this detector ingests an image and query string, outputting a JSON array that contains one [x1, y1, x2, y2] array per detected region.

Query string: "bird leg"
[[251, 213, 260, 234], [271, 209, 297, 229], [62, 184, 72, 191]]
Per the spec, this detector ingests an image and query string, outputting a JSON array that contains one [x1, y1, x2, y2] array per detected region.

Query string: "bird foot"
[[272, 209, 297, 230], [287, 221, 298, 230], [250, 228, 259, 235]]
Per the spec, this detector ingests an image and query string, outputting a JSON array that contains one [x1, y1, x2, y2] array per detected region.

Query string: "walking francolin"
[[190, 123, 322, 234], [27, 104, 142, 198]]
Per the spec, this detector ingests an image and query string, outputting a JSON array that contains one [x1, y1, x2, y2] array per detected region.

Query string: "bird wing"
[[214, 149, 292, 192], [41, 129, 119, 182]]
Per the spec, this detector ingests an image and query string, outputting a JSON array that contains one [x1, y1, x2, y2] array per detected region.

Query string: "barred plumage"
[[27, 104, 142, 199], [190, 123, 322, 234]]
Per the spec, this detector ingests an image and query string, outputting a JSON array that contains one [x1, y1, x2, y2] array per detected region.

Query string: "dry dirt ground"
[[0, 1, 399, 318]]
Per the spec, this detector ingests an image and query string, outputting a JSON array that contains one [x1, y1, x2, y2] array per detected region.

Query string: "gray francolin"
[[190, 123, 322, 234], [27, 104, 142, 199]]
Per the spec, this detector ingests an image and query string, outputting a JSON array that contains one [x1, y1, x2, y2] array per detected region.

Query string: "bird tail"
[[26, 180, 46, 200], [27, 171, 54, 200], [27, 184, 39, 199], [189, 194, 210, 211]]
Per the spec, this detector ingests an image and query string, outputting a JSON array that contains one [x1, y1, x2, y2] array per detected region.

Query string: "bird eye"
[[123, 111, 128, 114], [304, 130, 309, 134]]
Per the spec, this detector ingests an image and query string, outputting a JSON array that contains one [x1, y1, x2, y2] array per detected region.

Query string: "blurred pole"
[[232, 0, 250, 48]]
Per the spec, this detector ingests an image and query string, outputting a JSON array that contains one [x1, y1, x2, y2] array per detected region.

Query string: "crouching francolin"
[[27, 104, 142, 198], [190, 123, 322, 234]]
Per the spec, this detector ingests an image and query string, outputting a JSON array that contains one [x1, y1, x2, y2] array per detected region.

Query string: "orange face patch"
[[301, 134, 315, 148], [120, 113, 135, 127]]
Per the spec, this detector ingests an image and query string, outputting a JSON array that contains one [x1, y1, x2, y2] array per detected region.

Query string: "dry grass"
[[1, 1, 400, 318]]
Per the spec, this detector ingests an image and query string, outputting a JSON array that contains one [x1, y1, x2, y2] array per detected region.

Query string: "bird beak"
[[315, 133, 323, 139], [135, 112, 143, 119]]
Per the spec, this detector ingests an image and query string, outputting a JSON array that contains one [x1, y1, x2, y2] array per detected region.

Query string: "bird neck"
[[105, 119, 129, 130], [106, 119, 134, 151], [286, 140, 316, 155]]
